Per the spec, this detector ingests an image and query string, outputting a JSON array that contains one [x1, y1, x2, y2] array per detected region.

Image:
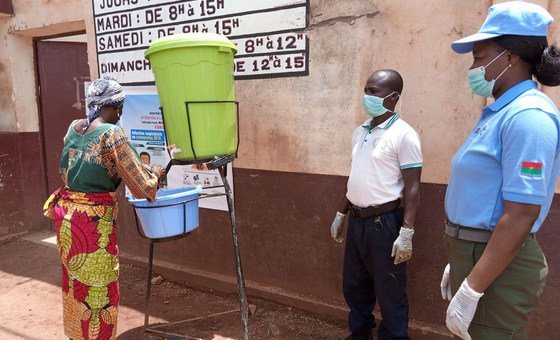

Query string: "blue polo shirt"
[[445, 80, 560, 233]]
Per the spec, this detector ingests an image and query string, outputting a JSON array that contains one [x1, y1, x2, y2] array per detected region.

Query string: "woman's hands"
[[151, 164, 166, 186]]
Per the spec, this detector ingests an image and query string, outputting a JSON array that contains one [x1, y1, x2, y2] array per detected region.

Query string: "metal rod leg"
[[144, 240, 155, 326], [219, 166, 249, 340]]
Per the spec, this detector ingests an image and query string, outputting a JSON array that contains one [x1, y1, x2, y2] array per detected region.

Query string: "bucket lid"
[[145, 33, 237, 59]]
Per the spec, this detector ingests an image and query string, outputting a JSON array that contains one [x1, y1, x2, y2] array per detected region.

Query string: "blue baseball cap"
[[451, 1, 554, 54]]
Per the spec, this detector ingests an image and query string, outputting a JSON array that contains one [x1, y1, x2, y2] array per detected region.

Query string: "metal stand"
[[134, 99, 249, 340], [217, 164, 249, 339], [136, 206, 198, 328], [144, 240, 154, 327], [141, 234, 192, 327]]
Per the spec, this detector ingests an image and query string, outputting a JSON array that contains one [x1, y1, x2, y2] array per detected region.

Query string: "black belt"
[[349, 199, 401, 219], [445, 220, 493, 243]]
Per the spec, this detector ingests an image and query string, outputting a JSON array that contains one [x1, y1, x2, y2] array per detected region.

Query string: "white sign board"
[[93, 0, 309, 84]]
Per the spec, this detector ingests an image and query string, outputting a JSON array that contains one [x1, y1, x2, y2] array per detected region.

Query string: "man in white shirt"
[[331, 69, 422, 340]]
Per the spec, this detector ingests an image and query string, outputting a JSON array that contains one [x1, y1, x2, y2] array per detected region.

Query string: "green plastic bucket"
[[145, 33, 238, 161]]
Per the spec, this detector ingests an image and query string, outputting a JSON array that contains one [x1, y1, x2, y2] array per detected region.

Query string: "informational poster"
[[120, 86, 233, 211], [92, 0, 310, 84], [121, 92, 168, 172], [166, 160, 233, 212]]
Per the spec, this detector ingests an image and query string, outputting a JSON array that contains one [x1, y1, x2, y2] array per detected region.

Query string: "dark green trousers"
[[444, 234, 548, 340]]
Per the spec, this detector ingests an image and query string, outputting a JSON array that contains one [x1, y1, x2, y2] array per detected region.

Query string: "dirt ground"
[[119, 267, 351, 340], [0, 233, 447, 339], [0, 235, 348, 340]]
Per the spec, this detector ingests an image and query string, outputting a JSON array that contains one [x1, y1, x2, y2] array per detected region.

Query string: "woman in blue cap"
[[441, 1, 560, 339]]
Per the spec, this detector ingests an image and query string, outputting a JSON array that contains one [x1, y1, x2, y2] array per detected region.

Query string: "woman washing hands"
[[43, 76, 165, 339]]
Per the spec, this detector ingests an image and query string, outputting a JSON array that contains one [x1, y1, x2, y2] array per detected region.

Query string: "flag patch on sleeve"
[[521, 161, 543, 177]]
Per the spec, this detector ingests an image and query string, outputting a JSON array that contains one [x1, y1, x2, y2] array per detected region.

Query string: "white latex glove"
[[440, 264, 452, 301], [330, 212, 346, 243], [391, 227, 414, 264], [446, 279, 483, 340]]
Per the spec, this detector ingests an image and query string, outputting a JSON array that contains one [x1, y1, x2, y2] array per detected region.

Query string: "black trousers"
[[343, 207, 409, 340]]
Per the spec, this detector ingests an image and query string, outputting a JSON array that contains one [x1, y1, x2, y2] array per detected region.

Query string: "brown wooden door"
[[37, 40, 89, 195]]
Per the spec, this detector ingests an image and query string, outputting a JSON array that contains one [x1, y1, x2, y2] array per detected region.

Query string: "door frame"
[[34, 30, 87, 199]]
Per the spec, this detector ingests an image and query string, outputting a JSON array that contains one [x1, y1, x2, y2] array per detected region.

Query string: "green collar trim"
[[362, 113, 400, 131]]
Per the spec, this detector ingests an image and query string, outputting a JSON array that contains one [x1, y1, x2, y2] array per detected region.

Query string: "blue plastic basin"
[[128, 186, 202, 239]]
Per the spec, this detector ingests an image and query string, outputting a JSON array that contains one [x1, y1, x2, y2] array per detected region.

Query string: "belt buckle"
[[446, 220, 460, 238]]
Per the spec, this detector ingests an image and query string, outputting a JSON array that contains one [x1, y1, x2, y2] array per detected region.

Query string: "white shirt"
[[346, 114, 423, 208]]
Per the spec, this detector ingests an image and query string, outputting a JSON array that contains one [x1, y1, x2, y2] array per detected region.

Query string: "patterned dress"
[[44, 120, 158, 340]]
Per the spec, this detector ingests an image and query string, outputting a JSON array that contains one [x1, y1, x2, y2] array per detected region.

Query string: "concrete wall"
[[0, 0, 88, 133], [0, 0, 88, 240], [2, 0, 560, 337]]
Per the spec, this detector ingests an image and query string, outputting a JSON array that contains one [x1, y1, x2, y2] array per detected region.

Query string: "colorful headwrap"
[[84, 76, 125, 131]]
